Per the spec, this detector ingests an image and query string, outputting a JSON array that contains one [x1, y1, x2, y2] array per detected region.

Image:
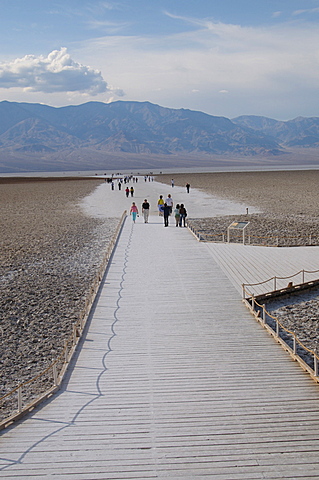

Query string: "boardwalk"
[[205, 242, 319, 296], [1, 181, 319, 479]]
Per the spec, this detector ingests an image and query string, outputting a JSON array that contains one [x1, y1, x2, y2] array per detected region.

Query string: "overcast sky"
[[0, 0, 319, 120]]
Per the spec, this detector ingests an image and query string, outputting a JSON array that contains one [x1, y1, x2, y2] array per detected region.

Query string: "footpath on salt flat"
[[2, 179, 319, 479]]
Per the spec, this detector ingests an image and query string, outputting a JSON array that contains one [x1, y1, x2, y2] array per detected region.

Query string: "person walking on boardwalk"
[[157, 195, 164, 215], [163, 203, 170, 227], [130, 186, 134, 197], [165, 194, 173, 214], [174, 204, 180, 227], [125, 186, 130, 198], [130, 202, 139, 223], [142, 199, 150, 223], [179, 204, 187, 227], [186, 183, 190, 193]]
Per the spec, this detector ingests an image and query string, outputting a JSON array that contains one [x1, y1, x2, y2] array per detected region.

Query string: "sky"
[[0, 0, 319, 120]]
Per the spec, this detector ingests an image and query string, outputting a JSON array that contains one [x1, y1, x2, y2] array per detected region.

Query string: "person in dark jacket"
[[142, 199, 150, 223], [179, 204, 187, 227], [163, 203, 171, 227]]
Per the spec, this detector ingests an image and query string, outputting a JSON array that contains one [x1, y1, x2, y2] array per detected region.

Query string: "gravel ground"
[[0, 178, 119, 400], [267, 289, 319, 353], [187, 213, 319, 246]]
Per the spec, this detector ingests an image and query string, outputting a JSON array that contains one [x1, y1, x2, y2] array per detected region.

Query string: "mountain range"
[[1, 100, 319, 172]]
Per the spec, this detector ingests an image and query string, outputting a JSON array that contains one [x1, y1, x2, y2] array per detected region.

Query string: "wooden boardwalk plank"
[[205, 242, 319, 295], [2, 216, 319, 479]]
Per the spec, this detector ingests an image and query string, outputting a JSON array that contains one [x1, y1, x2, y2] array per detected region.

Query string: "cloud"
[[0, 47, 109, 95], [293, 8, 319, 16], [77, 14, 319, 119], [86, 19, 130, 33]]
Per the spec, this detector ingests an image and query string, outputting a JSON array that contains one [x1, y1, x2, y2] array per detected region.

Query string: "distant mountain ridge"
[[232, 115, 319, 147], [0, 100, 319, 172], [0, 100, 282, 155]]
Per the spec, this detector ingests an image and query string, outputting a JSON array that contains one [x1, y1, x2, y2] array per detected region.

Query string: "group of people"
[[129, 194, 187, 227], [130, 196, 187, 227], [157, 194, 188, 227]]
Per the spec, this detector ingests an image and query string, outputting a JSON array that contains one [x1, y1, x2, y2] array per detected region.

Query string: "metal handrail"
[[0, 210, 127, 430], [242, 268, 319, 298], [188, 223, 319, 246], [243, 293, 319, 383]]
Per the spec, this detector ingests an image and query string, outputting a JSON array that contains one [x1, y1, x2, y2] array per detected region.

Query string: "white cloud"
[[86, 20, 130, 33], [75, 14, 319, 118], [0, 47, 109, 95], [293, 8, 319, 16]]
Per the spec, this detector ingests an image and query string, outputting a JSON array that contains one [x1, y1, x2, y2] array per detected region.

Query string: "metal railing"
[[0, 210, 127, 431], [242, 268, 319, 299], [243, 293, 319, 384], [187, 223, 319, 247]]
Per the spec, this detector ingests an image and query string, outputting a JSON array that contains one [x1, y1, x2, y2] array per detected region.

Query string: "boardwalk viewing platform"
[[1, 179, 319, 479]]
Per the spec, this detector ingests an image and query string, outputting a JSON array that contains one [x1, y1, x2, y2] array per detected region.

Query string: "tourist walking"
[[157, 195, 164, 215], [163, 203, 171, 227], [179, 204, 187, 227], [142, 199, 150, 223], [125, 187, 130, 198], [130, 186, 134, 197], [171, 178, 174, 187], [186, 183, 190, 193], [174, 204, 180, 227], [130, 202, 139, 223], [165, 194, 173, 214]]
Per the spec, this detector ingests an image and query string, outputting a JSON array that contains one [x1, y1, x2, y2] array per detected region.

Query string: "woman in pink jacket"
[[130, 202, 139, 223]]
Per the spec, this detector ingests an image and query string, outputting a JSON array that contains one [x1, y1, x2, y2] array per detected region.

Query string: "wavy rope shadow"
[[0, 221, 135, 472]]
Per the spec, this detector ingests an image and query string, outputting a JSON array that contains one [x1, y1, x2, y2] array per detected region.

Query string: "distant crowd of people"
[[130, 193, 187, 227], [107, 175, 190, 227]]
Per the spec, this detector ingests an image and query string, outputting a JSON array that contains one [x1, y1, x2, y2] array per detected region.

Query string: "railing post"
[[262, 305, 266, 324], [53, 362, 58, 386], [64, 340, 69, 363], [314, 353, 318, 378], [276, 319, 279, 337], [251, 295, 255, 311], [293, 334, 297, 355], [17, 387, 22, 413], [73, 324, 77, 345]]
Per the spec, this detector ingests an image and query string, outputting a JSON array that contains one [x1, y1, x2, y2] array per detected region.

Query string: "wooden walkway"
[[1, 214, 319, 479], [205, 242, 319, 297]]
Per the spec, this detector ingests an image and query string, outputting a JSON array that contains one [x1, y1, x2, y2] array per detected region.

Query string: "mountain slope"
[[0, 100, 282, 156], [232, 115, 319, 147]]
